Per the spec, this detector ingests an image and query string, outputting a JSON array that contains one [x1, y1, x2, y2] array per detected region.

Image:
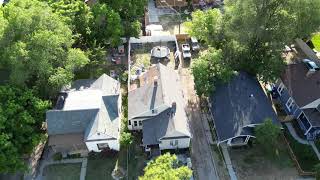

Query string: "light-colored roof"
[[129, 63, 191, 145], [46, 74, 120, 142]]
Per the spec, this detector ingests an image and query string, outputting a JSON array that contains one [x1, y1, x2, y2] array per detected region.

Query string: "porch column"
[[304, 126, 313, 135], [245, 136, 250, 144]]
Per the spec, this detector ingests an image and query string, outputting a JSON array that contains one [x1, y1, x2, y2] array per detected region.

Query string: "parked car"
[[182, 44, 191, 60], [190, 37, 200, 52], [302, 59, 320, 72]]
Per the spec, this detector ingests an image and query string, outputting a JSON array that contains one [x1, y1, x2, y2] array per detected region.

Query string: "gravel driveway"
[[178, 67, 219, 180]]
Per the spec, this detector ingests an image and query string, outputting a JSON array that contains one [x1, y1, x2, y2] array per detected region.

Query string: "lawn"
[[283, 126, 319, 172], [311, 33, 320, 51], [86, 134, 147, 180], [43, 163, 81, 180]]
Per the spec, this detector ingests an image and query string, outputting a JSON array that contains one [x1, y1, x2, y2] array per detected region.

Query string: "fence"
[[282, 133, 316, 176]]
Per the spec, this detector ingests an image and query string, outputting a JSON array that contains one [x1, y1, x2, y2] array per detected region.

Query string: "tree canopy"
[[191, 48, 234, 97], [186, 0, 320, 82], [139, 153, 192, 180], [255, 118, 281, 156], [0, 0, 89, 97], [0, 85, 50, 173]]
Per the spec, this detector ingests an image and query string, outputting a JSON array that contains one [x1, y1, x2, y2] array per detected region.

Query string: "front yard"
[[43, 163, 82, 180], [230, 140, 299, 180], [311, 33, 320, 51], [86, 134, 147, 180], [283, 126, 319, 172]]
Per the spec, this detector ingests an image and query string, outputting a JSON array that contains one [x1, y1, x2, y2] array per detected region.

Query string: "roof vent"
[[152, 109, 158, 114], [249, 94, 254, 98]]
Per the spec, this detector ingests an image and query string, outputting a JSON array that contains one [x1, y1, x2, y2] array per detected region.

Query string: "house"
[[209, 72, 280, 146], [46, 74, 121, 156], [128, 63, 191, 151], [275, 61, 320, 140], [155, 0, 214, 8]]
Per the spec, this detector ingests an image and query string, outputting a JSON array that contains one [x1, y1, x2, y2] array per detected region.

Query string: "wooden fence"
[[282, 133, 316, 176]]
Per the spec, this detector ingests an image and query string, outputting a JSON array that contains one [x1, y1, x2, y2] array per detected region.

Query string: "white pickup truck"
[[182, 44, 191, 60]]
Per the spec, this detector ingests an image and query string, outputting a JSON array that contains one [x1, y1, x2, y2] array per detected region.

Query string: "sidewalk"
[[285, 122, 320, 160], [220, 143, 237, 180]]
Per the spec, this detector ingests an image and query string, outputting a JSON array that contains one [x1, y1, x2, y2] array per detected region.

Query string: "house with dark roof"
[[128, 63, 191, 151], [46, 74, 121, 156], [209, 72, 280, 146], [275, 61, 320, 140]]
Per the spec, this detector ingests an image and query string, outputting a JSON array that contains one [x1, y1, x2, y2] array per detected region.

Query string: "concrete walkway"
[[148, 0, 159, 23], [35, 158, 87, 180], [284, 123, 309, 145], [220, 144, 237, 180], [285, 122, 320, 160]]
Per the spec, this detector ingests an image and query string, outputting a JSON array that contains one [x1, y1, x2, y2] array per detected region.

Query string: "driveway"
[[178, 67, 219, 180]]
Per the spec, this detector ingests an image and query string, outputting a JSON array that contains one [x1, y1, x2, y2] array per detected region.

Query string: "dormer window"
[[286, 97, 295, 112], [277, 83, 285, 95]]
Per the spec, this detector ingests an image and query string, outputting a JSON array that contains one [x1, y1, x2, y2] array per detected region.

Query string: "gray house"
[[128, 63, 191, 152], [46, 74, 121, 156], [275, 62, 320, 140], [209, 72, 280, 146]]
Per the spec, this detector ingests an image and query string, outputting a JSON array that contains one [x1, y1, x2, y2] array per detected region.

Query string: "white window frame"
[[134, 121, 137, 127], [277, 83, 285, 95], [138, 120, 142, 126], [97, 143, 109, 150], [286, 97, 295, 112], [170, 140, 178, 146]]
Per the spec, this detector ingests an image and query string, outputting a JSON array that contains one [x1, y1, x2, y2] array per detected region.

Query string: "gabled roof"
[[46, 74, 120, 142], [209, 72, 280, 143], [281, 63, 320, 107], [129, 63, 191, 145]]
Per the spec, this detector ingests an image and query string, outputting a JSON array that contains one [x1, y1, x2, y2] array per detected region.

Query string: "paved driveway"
[[178, 67, 219, 180]]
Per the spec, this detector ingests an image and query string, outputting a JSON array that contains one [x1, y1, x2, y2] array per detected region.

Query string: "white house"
[[128, 63, 191, 151], [46, 74, 121, 156]]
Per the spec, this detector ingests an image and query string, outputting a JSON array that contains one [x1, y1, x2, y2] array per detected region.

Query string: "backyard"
[[43, 163, 82, 180]]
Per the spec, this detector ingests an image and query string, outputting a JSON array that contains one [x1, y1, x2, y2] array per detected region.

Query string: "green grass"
[[283, 127, 318, 171], [86, 135, 147, 180], [311, 33, 320, 51], [43, 163, 81, 180]]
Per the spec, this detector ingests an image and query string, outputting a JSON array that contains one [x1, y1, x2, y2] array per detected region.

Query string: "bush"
[[53, 152, 63, 161]]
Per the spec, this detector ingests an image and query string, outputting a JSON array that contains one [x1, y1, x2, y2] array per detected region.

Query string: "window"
[[277, 83, 285, 95], [97, 143, 109, 150], [139, 120, 142, 126], [128, 120, 131, 126], [170, 140, 178, 146], [286, 98, 295, 111], [134, 121, 137, 127]]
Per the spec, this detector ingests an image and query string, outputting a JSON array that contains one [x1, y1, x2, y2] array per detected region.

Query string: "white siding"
[[128, 119, 143, 131], [159, 138, 190, 150], [85, 139, 120, 152]]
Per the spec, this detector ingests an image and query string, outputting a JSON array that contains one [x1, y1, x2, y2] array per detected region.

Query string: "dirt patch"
[[159, 15, 189, 35], [229, 145, 300, 180]]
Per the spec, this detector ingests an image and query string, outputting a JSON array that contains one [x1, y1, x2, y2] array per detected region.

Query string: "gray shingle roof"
[[46, 74, 120, 142], [129, 63, 191, 145], [209, 72, 280, 143]]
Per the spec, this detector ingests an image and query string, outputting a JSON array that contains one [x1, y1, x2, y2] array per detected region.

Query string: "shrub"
[[53, 152, 63, 161]]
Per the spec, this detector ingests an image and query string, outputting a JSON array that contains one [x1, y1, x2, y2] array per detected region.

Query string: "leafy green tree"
[[185, 9, 223, 47], [139, 153, 192, 180], [0, 85, 50, 173], [90, 3, 123, 46], [191, 48, 234, 97], [46, 0, 93, 48], [120, 132, 133, 148], [254, 118, 281, 156], [0, 0, 89, 97]]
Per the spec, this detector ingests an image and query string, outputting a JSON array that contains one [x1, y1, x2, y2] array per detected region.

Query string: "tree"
[[139, 153, 192, 180], [222, 0, 320, 82], [185, 9, 223, 48], [120, 132, 133, 148], [0, 85, 50, 173], [187, 0, 320, 82], [191, 48, 234, 97], [254, 118, 281, 156], [46, 0, 93, 48], [0, 0, 89, 97]]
